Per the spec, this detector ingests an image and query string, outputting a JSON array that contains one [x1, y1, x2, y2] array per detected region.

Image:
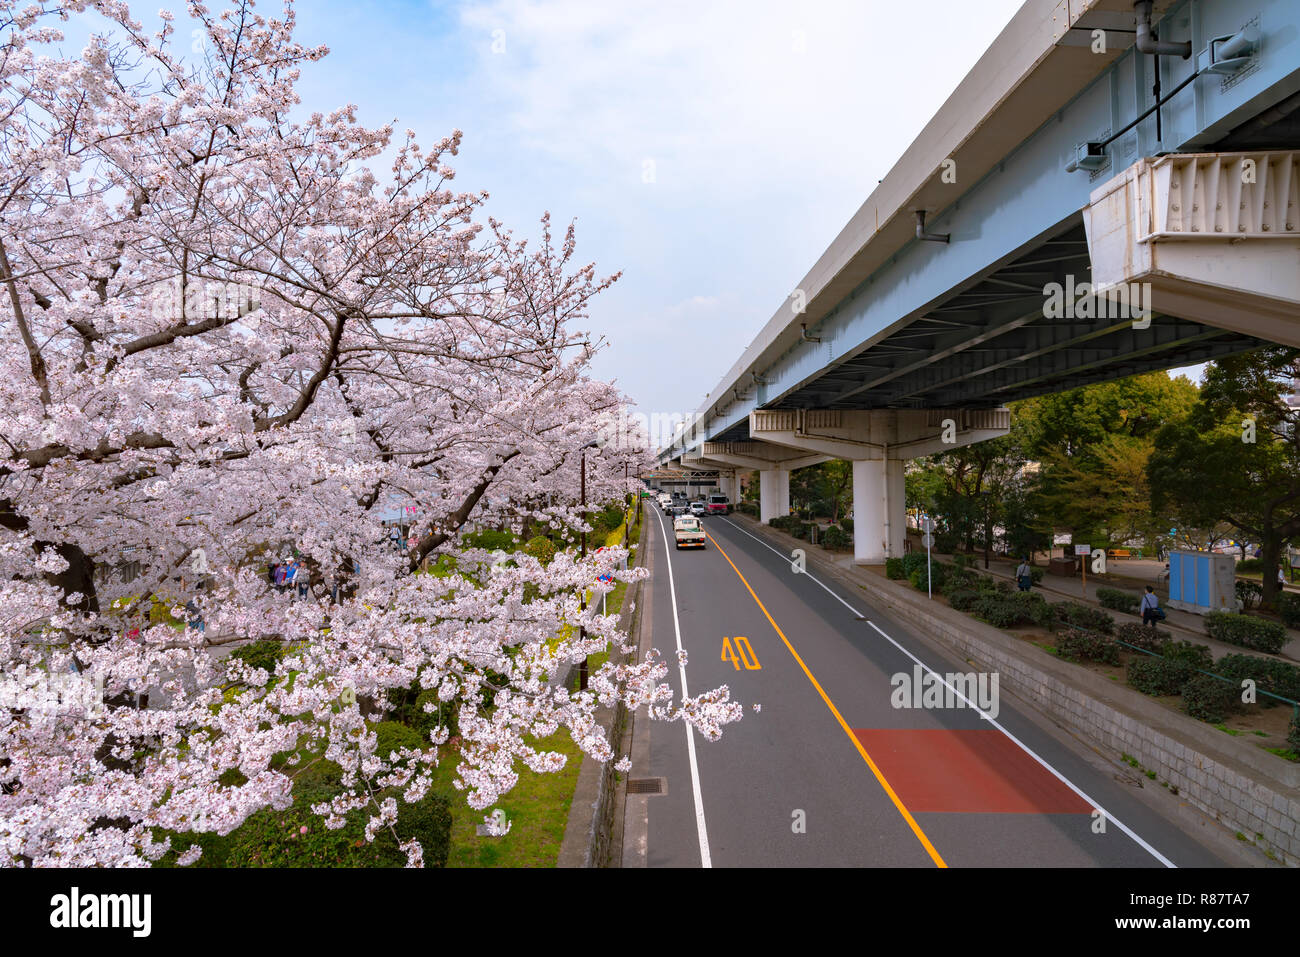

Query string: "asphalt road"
[[639, 508, 1233, 868]]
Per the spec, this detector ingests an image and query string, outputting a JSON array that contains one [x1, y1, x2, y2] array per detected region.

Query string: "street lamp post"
[[578, 440, 598, 691]]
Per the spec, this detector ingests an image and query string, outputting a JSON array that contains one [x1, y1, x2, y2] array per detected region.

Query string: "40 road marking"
[[721, 636, 761, 671], [704, 529, 948, 869]]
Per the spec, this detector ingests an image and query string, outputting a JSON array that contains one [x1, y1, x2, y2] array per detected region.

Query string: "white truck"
[[673, 515, 706, 550]]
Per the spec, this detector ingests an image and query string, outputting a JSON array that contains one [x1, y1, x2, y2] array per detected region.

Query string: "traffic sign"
[[921, 533, 934, 548]]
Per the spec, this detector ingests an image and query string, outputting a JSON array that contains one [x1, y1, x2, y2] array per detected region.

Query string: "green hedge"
[[1182, 676, 1240, 724], [821, 525, 851, 551], [1236, 558, 1263, 573], [1096, 587, 1140, 614], [1204, 611, 1287, 654], [1056, 628, 1120, 665], [885, 557, 906, 580], [1213, 654, 1300, 703], [462, 528, 517, 551], [1051, 601, 1114, 635], [1127, 657, 1194, 697], [965, 590, 1050, 629], [1161, 640, 1214, 672], [901, 552, 929, 578], [1115, 622, 1170, 652], [1278, 592, 1300, 628], [1289, 711, 1300, 752], [735, 501, 759, 518], [946, 588, 981, 613]]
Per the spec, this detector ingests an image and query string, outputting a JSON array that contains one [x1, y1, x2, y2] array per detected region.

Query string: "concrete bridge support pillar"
[[759, 468, 790, 525], [852, 458, 906, 565]]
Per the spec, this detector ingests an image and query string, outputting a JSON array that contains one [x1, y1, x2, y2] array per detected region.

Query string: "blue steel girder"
[[740, 0, 1300, 425]]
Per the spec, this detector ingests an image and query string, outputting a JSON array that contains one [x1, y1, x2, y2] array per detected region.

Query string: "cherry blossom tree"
[[0, 0, 740, 866]]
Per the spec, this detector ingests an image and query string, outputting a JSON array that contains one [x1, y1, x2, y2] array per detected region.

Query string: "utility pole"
[[576, 439, 599, 691], [579, 445, 588, 691]]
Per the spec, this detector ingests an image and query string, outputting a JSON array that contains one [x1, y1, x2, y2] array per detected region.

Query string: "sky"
[[47, 0, 1207, 428], [280, 0, 1033, 424]]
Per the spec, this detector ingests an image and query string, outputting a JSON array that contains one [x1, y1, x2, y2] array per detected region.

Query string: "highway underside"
[[639, 509, 1231, 868]]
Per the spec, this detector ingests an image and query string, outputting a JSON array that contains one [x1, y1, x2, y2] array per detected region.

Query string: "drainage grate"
[[626, 777, 666, 795]]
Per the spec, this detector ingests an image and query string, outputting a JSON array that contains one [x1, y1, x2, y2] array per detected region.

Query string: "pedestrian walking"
[[1140, 585, 1164, 628], [1015, 557, 1033, 592]]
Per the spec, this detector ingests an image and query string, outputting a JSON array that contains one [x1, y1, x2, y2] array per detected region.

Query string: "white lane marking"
[[718, 517, 1176, 869], [650, 506, 713, 868]]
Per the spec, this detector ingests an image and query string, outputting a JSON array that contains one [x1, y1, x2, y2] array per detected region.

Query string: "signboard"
[[1053, 532, 1072, 545], [1075, 543, 1091, 555], [921, 517, 934, 533]]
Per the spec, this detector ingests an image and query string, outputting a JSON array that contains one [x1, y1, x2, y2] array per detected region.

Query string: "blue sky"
[[283, 0, 1032, 422], [64, 1, 1200, 425]]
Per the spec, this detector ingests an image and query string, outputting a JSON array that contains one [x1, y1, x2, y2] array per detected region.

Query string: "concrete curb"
[[734, 515, 1300, 866]]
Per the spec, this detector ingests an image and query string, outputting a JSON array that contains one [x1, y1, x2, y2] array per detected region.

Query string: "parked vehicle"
[[674, 515, 706, 549], [707, 493, 730, 515]]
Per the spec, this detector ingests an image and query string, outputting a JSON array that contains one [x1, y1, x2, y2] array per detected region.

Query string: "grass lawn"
[[439, 730, 587, 867], [446, 504, 645, 866]]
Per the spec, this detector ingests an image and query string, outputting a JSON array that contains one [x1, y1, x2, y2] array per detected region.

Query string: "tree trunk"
[[1260, 518, 1280, 608]]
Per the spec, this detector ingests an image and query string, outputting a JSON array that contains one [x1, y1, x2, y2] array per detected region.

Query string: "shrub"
[[1213, 654, 1300, 702], [946, 588, 981, 613], [973, 595, 1019, 628], [1127, 657, 1194, 697], [1051, 602, 1114, 635], [1056, 628, 1120, 666], [372, 720, 426, 759], [840, 518, 853, 532], [909, 566, 938, 593], [1182, 676, 1240, 724], [462, 528, 516, 551], [1204, 611, 1287, 654], [1160, 641, 1213, 672], [1115, 622, 1170, 652], [1010, 590, 1054, 628], [228, 640, 285, 678], [901, 552, 929, 578], [885, 557, 906, 580], [226, 782, 452, 868], [1234, 578, 1263, 611], [1096, 587, 1140, 614], [1029, 566, 1044, 585], [735, 501, 759, 518], [1277, 592, 1300, 628], [821, 525, 851, 551], [1289, 710, 1300, 753], [1236, 558, 1262, 573], [523, 535, 556, 565]]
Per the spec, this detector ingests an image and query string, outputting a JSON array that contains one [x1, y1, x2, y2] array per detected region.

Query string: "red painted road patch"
[[852, 729, 1092, 814]]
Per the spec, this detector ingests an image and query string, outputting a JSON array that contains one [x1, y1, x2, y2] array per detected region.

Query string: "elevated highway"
[[657, 0, 1300, 562]]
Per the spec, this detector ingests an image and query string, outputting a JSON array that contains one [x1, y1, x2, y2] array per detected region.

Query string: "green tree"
[[1019, 372, 1197, 546], [1150, 347, 1300, 606]]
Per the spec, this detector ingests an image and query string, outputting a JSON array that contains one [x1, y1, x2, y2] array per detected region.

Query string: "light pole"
[[578, 440, 599, 691]]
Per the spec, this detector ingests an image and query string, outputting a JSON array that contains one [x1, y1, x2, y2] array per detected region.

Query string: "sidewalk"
[[968, 554, 1300, 663]]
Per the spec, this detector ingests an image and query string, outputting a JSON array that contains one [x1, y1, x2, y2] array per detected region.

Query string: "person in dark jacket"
[[1140, 585, 1163, 627]]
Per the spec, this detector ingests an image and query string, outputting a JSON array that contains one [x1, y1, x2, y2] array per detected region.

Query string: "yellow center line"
[[705, 530, 948, 868]]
